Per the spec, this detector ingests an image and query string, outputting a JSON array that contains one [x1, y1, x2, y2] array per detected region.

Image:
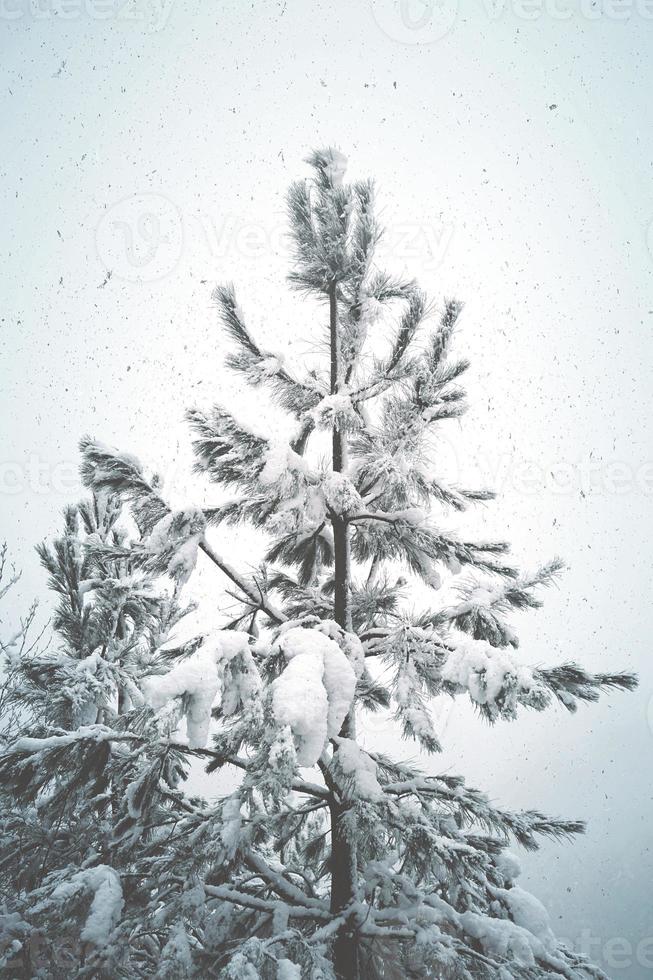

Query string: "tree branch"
[[199, 538, 287, 624]]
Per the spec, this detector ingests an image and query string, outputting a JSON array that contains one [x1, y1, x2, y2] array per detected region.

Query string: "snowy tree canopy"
[[0, 149, 636, 980]]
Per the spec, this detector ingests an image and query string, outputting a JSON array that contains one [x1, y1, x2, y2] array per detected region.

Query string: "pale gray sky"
[[2, 2, 653, 975]]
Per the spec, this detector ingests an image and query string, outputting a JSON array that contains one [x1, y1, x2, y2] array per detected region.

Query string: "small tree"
[[0, 150, 636, 979]]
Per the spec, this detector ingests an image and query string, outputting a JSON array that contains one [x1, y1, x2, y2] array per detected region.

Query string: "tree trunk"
[[328, 283, 360, 980], [330, 283, 352, 631]]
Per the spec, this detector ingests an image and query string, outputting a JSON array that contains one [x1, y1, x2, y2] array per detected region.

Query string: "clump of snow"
[[220, 794, 243, 860], [277, 959, 301, 980], [143, 645, 220, 748], [271, 628, 356, 767], [167, 538, 200, 584], [125, 770, 150, 819], [441, 634, 537, 716], [62, 650, 110, 726], [322, 472, 362, 517], [456, 897, 563, 972], [339, 630, 365, 679], [390, 507, 428, 525], [446, 583, 504, 620], [49, 866, 123, 947], [145, 508, 198, 553], [395, 655, 438, 749], [457, 910, 539, 968], [307, 619, 365, 679], [495, 851, 522, 884], [333, 737, 384, 802], [248, 353, 286, 385], [271, 651, 328, 767], [145, 506, 206, 585], [159, 922, 193, 974], [499, 887, 556, 952], [113, 449, 143, 473], [216, 631, 262, 718], [323, 148, 348, 187], [221, 952, 261, 980], [83, 440, 144, 485], [268, 724, 298, 776], [142, 631, 259, 749], [259, 439, 309, 486], [310, 393, 360, 433]]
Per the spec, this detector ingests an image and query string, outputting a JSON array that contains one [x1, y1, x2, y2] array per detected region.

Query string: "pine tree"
[[0, 150, 637, 980]]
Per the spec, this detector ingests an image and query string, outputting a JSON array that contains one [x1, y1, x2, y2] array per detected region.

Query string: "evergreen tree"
[[0, 150, 637, 979]]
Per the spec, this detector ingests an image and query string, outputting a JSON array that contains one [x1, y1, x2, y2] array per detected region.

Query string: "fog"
[[2, 2, 652, 975]]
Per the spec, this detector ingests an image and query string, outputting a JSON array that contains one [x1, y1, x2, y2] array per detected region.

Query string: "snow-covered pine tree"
[[0, 494, 193, 976], [0, 149, 637, 980]]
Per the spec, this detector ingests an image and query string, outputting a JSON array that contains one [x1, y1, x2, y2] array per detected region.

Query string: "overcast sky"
[[2, 2, 653, 975]]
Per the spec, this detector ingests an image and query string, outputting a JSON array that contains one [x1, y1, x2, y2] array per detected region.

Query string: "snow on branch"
[[322, 472, 363, 517], [40, 865, 123, 947], [286, 147, 379, 295], [350, 514, 516, 586], [394, 652, 442, 754], [426, 559, 567, 647], [309, 391, 362, 434], [442, 633, 636, 721], [187, 405, 270, 489], [270, 626, 356, 767], [377, 288, 427, 378], [441, 635, 546, 721], [142, 630, 260, 749], [330, 737, 384, 802], [351, 431, 495, 520], [214, 283, 321, 415], [79, 438, 166, 526], [8, 723, 131, 755], [142, 506, 206, 585], [79, 436, 287, 622], [364, 269, 416, 304], [537, 661, 637, 710], [365, 624, 636, 733], [204, 883, 332, 922], [188, 406, 321, 535]]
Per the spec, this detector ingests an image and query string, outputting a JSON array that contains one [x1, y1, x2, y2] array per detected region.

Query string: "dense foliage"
[[0, 150, 636, 979]]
